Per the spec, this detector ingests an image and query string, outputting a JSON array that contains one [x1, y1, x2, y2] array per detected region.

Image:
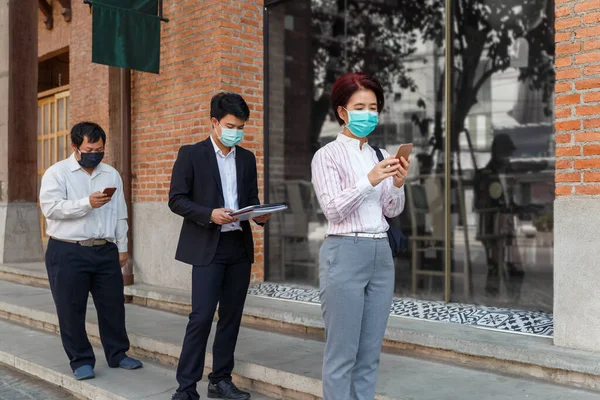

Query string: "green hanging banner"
[[91, 0, 161, 74]]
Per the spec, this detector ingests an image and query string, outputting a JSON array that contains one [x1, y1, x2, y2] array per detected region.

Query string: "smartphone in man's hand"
[[103, 187, 117, 198]]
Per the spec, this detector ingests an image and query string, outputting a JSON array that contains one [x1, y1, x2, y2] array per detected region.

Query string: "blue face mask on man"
[[218, 123, 244, 147], [344, 108, 379, 138]]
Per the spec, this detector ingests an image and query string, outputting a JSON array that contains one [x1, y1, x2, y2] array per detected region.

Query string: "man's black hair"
[[71, 122, 106, 147], [210, 92, 250, 122]]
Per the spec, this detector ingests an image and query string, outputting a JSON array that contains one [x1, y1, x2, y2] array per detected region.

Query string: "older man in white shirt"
[[40, 122, 142, 381]]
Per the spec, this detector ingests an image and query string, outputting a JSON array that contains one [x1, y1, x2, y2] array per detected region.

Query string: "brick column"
[[0, 0, 44, 263], [130, 0, 265, 289], [216, 1, 264, 282], [554, 0, 600, 351]]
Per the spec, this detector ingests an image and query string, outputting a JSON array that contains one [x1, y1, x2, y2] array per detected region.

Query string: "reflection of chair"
[[405, 177, 472, 298], [270, 180, 319, 282]]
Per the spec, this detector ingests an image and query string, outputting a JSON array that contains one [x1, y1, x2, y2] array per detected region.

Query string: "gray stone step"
[[0, 280, 599, 400], [0, 262, 49, 289], [4, 264, 600, 393], [124, 282, 600, 392], [0, 320, 275, 400]]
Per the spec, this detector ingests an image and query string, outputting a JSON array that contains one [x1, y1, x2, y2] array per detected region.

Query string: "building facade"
[[2, 0, 600, 353]]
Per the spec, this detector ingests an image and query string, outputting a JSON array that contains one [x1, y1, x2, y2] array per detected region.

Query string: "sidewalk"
[[0, 321, 274, 400], [0, 362, 75, 399], [0, 280, 599, 400]]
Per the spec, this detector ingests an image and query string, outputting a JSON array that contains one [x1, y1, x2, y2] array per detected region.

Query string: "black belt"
[[221, 230, 243, 236]]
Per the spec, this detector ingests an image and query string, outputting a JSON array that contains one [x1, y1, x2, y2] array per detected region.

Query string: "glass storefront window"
[[449, 0, 555, 312], [265, 0, 554, 313]]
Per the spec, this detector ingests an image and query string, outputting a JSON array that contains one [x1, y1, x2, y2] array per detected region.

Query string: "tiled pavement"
[[0, 363, 76, 400]]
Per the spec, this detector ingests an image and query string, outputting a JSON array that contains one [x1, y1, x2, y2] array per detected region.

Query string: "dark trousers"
[[176, 231, 252, 398], [45, 238, 130, 371]]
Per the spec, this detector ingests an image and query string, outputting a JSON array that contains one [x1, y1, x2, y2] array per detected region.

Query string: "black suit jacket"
[[168, 138, 261, 266]]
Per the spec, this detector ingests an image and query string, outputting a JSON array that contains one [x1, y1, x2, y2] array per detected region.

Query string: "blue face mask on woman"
[[344, 108, 379, 138], [218, 123, 244, 147]]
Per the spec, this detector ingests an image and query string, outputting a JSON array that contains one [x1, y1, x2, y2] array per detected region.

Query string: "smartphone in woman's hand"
[[395, 143, 413, 161]]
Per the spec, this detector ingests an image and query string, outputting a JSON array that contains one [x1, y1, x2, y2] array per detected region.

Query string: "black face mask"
[[78, 151, 104, 169]]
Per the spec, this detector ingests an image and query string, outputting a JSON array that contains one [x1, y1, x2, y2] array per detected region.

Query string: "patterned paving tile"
[[247, 282, 554, 337]]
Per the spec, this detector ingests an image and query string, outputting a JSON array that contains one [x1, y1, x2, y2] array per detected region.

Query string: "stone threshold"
[[126, 281, 554, 337], [0, 262, 555, 337]]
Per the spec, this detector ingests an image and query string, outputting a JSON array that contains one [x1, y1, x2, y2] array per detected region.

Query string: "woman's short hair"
[[331, 72, 385, 125]]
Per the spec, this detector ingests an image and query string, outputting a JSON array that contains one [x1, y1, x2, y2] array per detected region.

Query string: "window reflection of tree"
[[310, 0, 432, 154], [305, 0, 555, 305], [309, 0, 555, 173]]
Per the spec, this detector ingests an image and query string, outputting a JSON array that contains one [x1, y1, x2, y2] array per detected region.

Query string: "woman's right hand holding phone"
[[393, 157, 410, 188], [368, 157, 401, 187]]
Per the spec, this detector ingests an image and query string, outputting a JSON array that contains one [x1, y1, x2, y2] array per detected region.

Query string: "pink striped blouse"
[[311, 134, 405, 235]]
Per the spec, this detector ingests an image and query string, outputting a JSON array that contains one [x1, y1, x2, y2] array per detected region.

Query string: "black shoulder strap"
[[372, 146, 384, 162]]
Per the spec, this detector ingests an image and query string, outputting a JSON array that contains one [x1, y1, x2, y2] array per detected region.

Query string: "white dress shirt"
[[311, 134, 405, 235], [210, 136, 241, 232], [39, 153, 128, 252]]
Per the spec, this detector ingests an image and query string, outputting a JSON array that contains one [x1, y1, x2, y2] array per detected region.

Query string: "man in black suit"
[[169, 93, 270, 400]]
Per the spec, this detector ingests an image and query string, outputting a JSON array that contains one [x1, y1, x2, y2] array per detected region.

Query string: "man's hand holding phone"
[[90, 192, 111, 208], [89, 187, 117, 209]]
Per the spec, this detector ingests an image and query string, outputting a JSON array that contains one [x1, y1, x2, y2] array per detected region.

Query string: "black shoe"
[[208, 381, 251, 399], [171, 392, 192, 400]]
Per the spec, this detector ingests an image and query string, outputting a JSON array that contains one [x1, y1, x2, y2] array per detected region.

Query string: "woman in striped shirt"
[[311, 72, 409, 400]]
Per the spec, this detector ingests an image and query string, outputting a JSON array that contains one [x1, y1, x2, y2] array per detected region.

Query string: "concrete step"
[[0, 281, 599, 400], [0, 262, 49, 289], [124, 282, 600, 393], [4, 263, 600, 393], [0, 320, 274, 400]]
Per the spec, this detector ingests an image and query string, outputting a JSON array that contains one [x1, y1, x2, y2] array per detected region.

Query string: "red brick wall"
[[36, 0, 266, 283], [38, 0, 70, 59], [37, 2, 109, 141], [131, 0, 265, 281], [69, 2, 110, 142], [555, 0, 600, 195], [38, 4, 114, 162]]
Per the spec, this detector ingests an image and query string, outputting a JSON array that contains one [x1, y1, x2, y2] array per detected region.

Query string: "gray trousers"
[[319, 236, 395, 400]]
